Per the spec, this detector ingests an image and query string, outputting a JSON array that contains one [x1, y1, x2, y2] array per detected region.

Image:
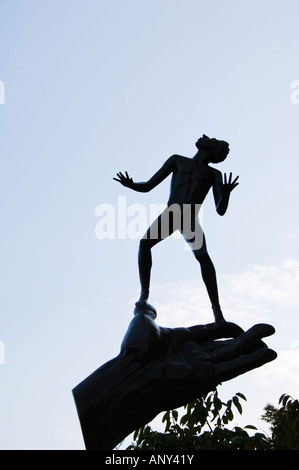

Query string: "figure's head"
[[196, 134, 230, 163]]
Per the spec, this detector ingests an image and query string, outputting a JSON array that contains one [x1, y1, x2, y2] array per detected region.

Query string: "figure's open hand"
[[113, 171, 133, 188], [223, 172, 239, 193]]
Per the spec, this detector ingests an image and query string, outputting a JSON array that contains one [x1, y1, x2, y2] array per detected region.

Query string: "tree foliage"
[[126, 389, 271, 450], [126, 390, 299, 450], [261, 394, 299, 450]]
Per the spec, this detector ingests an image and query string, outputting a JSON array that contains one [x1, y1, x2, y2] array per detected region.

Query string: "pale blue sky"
[[0, 0, 299, 449]]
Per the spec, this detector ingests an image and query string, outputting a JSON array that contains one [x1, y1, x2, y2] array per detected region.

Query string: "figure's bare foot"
[[134, 292, 157, 320]]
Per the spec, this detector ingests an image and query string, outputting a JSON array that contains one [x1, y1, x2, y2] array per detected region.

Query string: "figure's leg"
[[182, 212, 226, 326], [196, 249, 225, 326], [136, 205, 179, 305], [137, 236, 156, 304]]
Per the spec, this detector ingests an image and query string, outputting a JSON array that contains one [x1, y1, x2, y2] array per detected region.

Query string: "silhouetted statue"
[[72, 135, 277, 450], [114, 135, 239, 325], [72, 314, 277, 450]]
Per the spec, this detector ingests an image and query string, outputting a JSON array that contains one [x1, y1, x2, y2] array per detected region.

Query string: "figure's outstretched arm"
[[213, 171, 239, 216], [113, 154, 177, 193]]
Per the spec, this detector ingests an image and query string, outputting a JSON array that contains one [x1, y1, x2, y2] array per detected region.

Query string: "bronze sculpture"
[[72, 135, 277, 450], [114, 134, 239, 325]]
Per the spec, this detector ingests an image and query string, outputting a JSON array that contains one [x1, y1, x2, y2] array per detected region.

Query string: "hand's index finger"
[[188, 322, 244, 343]]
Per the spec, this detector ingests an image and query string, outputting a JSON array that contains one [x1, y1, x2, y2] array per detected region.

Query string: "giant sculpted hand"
[[72, 312, 276, 450]]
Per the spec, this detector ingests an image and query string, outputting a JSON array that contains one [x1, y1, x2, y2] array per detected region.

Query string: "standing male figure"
[[114, 134, 239, 326]]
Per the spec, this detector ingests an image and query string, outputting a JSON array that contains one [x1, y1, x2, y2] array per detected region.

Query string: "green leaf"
[[180, 414, 188, 426], [233, 396, 243, 415], [225, 408, 234, 422], [234, 426, 247, 434], [213, 396, 223, 412], [278, 393, 287, 405], [280, 394, 291, 407], [236, 392, 247, 401], [222, 415, 228, 425]]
